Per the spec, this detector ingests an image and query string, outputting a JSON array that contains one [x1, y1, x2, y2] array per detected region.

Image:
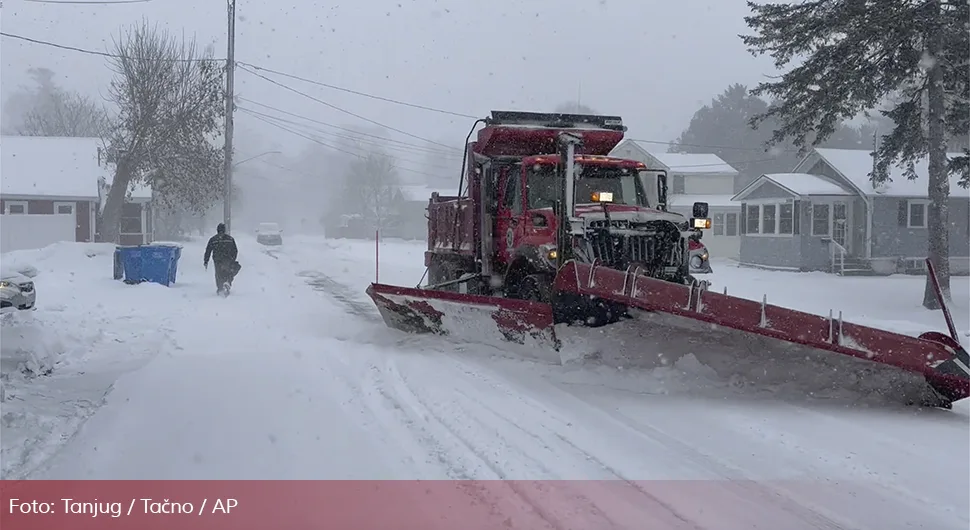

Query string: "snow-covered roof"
[[812, 147, 968, 198], [642, 148, 738, 175], [397, 184, 458, 202], [766, 173, 853, 196], [732, 173, 854, 201], [1, 136, 151, 200], [668, 194, 738, 208]]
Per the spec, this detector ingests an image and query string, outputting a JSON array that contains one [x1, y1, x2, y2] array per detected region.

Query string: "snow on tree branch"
[[99, 19, 225, 242]]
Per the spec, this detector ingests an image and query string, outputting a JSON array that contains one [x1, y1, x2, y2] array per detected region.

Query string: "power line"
[[236, 106, 463, 162], [0, 31, 222, 62], [238, 107, 460, 170], [255, 159, 319, 180], [240, 109, 360, 158], [232, 63, 805, 156], [239, 111, 461, 171], [236, 99, 463, 158], [243, 103, 780, 171], [239, 108, 449, 180], [1, 30, 810, 160], [236, 64, 460, 151], [627, 137, 800, 154], [234, 65, 802, 161], [237, 62, 479, 120]]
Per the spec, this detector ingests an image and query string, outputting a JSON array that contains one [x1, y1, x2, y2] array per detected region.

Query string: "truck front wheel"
[[515, 273, 553, 304]]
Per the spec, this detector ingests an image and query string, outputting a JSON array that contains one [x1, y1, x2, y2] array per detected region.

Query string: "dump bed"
[[426, 193, 476, 264]]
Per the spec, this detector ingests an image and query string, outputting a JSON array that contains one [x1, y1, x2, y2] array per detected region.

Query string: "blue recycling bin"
[[115, 244, 183, 286]]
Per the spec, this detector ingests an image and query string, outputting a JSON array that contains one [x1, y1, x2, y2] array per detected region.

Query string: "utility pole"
[[222, 0, 236, 233]]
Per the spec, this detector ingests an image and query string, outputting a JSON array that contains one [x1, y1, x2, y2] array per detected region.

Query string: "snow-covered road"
[[2, 236, 968, 529]]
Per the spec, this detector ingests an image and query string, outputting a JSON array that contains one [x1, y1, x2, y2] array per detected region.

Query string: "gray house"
[[732, 147, 969, 276]]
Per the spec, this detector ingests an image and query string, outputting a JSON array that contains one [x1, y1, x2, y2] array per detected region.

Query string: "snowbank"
[[1, 241, 199, 478]]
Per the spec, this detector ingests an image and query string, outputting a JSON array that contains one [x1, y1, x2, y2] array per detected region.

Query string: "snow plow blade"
[[365, 283, 560, 355], [554, 260, 970, 407]]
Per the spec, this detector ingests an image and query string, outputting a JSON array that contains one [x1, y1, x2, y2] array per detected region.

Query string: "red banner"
[[0, 479, 945, 529]]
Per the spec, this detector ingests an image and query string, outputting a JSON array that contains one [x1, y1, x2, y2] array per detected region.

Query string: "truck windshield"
[[526, 164, 650, 209]]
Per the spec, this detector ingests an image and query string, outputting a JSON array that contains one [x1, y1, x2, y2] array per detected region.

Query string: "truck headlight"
[[539, 244, 558, 265], [691, 218, 712, 229]]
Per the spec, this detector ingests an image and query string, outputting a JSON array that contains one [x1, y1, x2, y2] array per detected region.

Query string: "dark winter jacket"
[[204, 233, 238, 266]]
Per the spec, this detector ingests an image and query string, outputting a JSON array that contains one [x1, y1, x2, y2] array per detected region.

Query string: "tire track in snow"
[[378, 357, 639, 530], [455, 388, 707, 530], [295, 269, 631, 527], [293, 266, 849, 528], [343, 355, 586, 529], [477, 362, 858, 530], [297, 270, 380, 322], [417, 358, 713, 529], [407, 345, 859, 529]]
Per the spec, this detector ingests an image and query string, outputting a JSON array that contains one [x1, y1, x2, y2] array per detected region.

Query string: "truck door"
[[496, 165, 525, 265], [638, 169, 668, 210]]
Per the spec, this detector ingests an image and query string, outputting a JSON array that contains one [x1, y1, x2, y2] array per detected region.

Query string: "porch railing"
[[828, 239, 846, 275]]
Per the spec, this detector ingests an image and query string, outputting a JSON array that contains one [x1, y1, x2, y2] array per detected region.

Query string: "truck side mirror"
[[656, 173, 668, 209], [692, 201, 709, 218]]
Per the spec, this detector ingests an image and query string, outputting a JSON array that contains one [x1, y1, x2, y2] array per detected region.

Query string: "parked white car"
[[256, 222, 283, 246], [1, 268, 37, 313]]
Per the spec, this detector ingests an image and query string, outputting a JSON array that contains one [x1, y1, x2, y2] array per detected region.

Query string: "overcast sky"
[[2, 0, 776, 172]]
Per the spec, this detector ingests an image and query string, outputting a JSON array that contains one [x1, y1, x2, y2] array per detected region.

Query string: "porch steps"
[[834, 256, 878, 276]]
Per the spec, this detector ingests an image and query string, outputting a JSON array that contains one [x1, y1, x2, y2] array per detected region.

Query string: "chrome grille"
[[588, 234, 658, 266], [19, 282, 33, 293], [586, 219, 651, 231]]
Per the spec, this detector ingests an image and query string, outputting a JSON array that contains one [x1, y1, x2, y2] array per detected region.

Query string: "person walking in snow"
[[204, 223, 240, 295]]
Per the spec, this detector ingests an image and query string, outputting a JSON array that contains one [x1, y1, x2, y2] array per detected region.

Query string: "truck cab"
[[424, 111, 710, 302], [496, 154, 701, 294]]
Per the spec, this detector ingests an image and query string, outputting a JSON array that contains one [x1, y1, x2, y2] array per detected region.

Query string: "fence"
[[1, 214, 75, 253]]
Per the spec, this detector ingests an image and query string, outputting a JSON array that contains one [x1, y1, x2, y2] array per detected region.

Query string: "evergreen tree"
[[742, 0, 969, 309], [670, 83, 801, 190], [671, 83, 896, 191]]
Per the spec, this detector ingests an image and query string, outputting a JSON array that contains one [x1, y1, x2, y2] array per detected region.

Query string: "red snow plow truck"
[[366, 110, 969, 408]]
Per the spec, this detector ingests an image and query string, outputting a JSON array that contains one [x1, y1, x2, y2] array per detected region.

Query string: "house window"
[[744, 203, 794, 235], [907, 200, 928, 228], [4, 201, 27, 214], [745, 204, 760, 234], [54, 202, 76, 215], [761, 205, 777, 234], [672, 175, 685, 194], [812, 203, 830, 235], [778, 203, 794, 234], [712, 213, 725, 236], [120, 203, 143, 235], [725, 213, 738, 236]]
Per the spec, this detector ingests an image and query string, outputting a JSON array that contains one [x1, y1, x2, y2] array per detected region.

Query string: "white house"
[[610, 140, 741, 260]]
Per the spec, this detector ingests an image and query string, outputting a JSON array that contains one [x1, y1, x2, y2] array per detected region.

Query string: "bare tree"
[[337, 149, 402, 229], [100, 20, 225, 243], [3, 67, 109, 137]]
